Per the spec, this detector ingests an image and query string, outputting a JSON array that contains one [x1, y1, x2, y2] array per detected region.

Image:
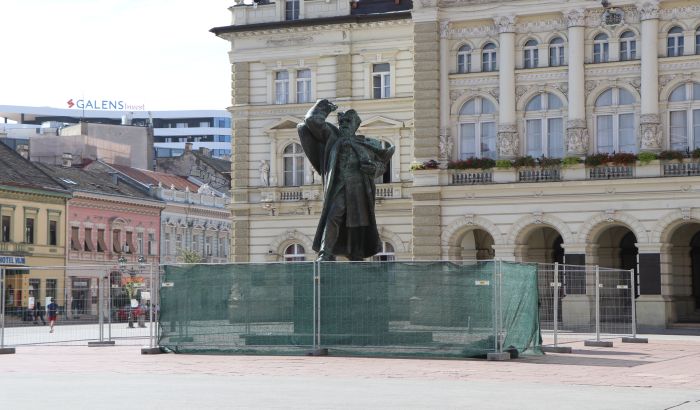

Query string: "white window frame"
[[523, 40, 539, 69], [275, 70, 289, 104], [372, 63, 391, 99], [667, 27, 684, 57], [524, 93, 565, 158], [283, 143, 305, 187], [482, 43, 497, 72], [549, 37, 565, 67], [284, 243, 305, 262], [696, 27, 700, 55], [594, 88, 637, 153], [668, 82, 700, 151], [458, 97, 497, 159], [619, 31, 637, 61], [457, 45, 471, 73], [285, 0, 300, 21], [593, 33, 609, 63], [296, 69, 312, 103]]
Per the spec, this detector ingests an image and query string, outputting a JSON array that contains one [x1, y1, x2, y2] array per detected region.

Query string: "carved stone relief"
[[497, 124, 518, 158]]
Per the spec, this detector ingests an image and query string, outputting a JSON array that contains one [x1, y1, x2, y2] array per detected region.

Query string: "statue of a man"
[[297, 99, 395, 261]]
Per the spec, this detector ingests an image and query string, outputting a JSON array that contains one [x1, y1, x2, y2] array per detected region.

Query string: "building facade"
[[0, 106, 232, 160], [213, 0, 700, 327], [35, 161, 164, 319], [0, 143, 70, 316]]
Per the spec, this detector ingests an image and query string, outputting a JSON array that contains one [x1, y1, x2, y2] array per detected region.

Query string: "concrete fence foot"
[[0, 347, 15, 354], [584, 340, 613, 347], [542, 345, 572, 353], [88, 341, 116, 347], [141, 347, 164, 354], [486, 352, 510, 361], [621, 337, 648, 343]]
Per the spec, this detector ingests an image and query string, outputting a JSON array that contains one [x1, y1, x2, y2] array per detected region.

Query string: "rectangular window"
[[593, 43, 609, 63], [137, 232, 144, 255], [620, 40, 636, 61], [1, 215, 10, 242], [112, 229, 121, 253], [694, 109, 700, 149], [97, 229, 106, 252], [526, 119, 543, 157], [547, 118, 564, 158], [164, 233, 171, 255], [275, 71, 289, 104], [285, 0, 299, 21], [670, 110, 688, 151], [549, 45, 564, 66], [597, 115, 614, 153], [618, 113, 636, 153], [25, 217, 34, 244], [28, 278, 40, 299], [48, 220, 58, 246], [481, 122, 497, 159], [524, 49, 538, 69], [460, 123, 476, 159], [84, 228, 94, 251], [219, 237, 225, 258], [71, 226, 81, 251], [372, 63, 391, 99], [148, 233, 155, 256], [125, 231, 134, 254], [199, 121, 210, 127], [46, 279, 57, 300], [206, 237, 213, 256], [296, 69, 312, 103], [193, 234, 201, 254]]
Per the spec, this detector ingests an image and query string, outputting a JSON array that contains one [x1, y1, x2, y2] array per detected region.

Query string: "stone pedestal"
[[636, 294, 670, 328]]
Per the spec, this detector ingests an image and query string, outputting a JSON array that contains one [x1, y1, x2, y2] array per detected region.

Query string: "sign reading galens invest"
[[66, 98, 145, 111], [0, 256, 26, 265]]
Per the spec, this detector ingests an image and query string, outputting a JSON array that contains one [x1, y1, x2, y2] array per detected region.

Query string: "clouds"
[[0, 0, 231, 110]]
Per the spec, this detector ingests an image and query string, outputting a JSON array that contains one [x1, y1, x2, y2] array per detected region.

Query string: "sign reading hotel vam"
[[66, 98, 144, 111], [0, 256, 26, 265]]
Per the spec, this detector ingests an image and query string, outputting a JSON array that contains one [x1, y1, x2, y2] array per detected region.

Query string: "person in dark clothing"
[[33, 301, 46, 325], [47, 298, 58, 333]]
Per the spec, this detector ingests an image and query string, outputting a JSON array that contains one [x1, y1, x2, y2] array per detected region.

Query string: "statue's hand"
[[317, 99, 338, 113]]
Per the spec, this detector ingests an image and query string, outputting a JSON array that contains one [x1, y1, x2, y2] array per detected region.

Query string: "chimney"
[[198, 147, 211, 157], [185, 142, 193, 152], [61, 152, 73, 168], [16, 144, 29, 159]]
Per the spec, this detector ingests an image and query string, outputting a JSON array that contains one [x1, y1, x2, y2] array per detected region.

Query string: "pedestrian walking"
[[47, 298, 58, 333], [33, 300, 46, 325]]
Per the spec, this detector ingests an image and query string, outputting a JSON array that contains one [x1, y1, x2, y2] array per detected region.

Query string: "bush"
[[692, 149, 700, 159], [447, 157, 496, 170], [637, 151, 657, 165], [659, 150, 685, 162], [410, 160, 440, 171], [537, 156, 562, 168], [584, 153, 610, 167], [609, 152, 637, 165], [512, 156, 537, 168], [495, 159, 513, 169], [562, 156, 582, 167]]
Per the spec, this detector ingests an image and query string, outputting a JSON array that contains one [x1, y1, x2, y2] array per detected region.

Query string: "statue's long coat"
[[297, 102, 394, 259]]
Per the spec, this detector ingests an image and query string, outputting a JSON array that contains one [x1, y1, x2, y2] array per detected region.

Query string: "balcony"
[[0, 242, 27, 255]]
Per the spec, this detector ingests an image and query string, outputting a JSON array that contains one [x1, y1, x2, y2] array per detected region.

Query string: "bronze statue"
[[297, 99, 395, 261]]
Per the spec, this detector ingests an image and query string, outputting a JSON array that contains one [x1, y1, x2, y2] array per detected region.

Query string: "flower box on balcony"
[[634, 160, 661, 178], [412, 169, 447, 186], [492, 168, 517, 183], [561, 163, 586, 180]]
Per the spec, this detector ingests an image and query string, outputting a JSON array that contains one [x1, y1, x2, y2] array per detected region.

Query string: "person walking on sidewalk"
[[47, 298, 58, 333], [33, 301, 46, 325]]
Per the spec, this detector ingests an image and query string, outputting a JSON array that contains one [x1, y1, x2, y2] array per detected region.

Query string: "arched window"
[[524, 92, 565, 158], [619, 31, 637, 61], [668, 82, 700, 151], [372, 241, 396, 261], [284, 243, 305, 262], [458, 97, 497, 159], [374, 140, 392, 184], [594, 87, 637, 153], [593, 33, 609, 63], [549, 37, 565, 67], [283, 143, 305, 186], [523, 40, 539, 69], [482, 43, 497, 72], [668, 26, 684, 57], [457, 45, 472, 74]]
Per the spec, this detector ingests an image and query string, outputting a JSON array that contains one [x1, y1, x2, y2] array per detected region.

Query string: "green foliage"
[[584, 153, 610, 167], [447, 157, 496, 170], [637, 151, 657, 165], [658, 150, 685, 162], [179, 249, 203, 263], [410, 160, 440, 171], [495, 159, 513, 169], [562, 156, 582, 167], [512, 156, 537, 168], [609, 152, 637, 165], [692, 149, 700, 159], [537, 156, 562, 168]]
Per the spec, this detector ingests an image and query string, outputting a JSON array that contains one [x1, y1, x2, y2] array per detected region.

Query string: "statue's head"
[[337, 109, 361, 134]]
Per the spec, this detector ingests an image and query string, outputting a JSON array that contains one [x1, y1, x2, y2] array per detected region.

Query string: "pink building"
[[36, 161, 164, 319]]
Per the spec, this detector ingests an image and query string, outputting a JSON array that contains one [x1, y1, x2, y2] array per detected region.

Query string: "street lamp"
[[118, 255, 127, 272]]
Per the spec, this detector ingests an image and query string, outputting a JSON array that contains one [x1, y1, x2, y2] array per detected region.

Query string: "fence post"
[[595, 265, 600, 342], [1, 267, 14, 354], [621, 268, 648, 343], [553, 262, 559, 347], [98, 276, 104, 342], [140, 263, 161, 354]]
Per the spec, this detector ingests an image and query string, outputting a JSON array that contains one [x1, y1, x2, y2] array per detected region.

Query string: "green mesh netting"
[[158, 261, 542, 358]]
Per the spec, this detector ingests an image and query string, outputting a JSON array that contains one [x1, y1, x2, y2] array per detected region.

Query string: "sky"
[[0, 0, 233, 111]]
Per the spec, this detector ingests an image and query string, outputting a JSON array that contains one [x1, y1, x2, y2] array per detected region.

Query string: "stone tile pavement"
[[1, 334, 700, 409]]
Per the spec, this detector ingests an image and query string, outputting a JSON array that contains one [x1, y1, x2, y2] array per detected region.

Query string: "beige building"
[[213, 0, 700, 328]]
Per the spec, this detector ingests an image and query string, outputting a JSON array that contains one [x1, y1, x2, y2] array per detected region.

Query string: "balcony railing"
[[518, 168, 560, 182], [0, 242, 27, 254], [663, 162, 700, 176], [588, 165, 633, 180], [451, 170, 493, 185]]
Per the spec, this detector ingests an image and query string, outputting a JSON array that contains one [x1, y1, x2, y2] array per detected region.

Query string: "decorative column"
[[438, 20, 452, 167], [639, 1, 663, 152], [412, 1, 440, 162], [495, 15, 518, 159], [230, 61, 251, 262], [565, 8, 589, 157]]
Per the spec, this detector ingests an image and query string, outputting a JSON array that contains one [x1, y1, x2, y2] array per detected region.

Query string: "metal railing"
[[451, 170, 493, 185], [518, 168, 560, 182], [663, 162, 700, 176], [588, 165, 633, 180]]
